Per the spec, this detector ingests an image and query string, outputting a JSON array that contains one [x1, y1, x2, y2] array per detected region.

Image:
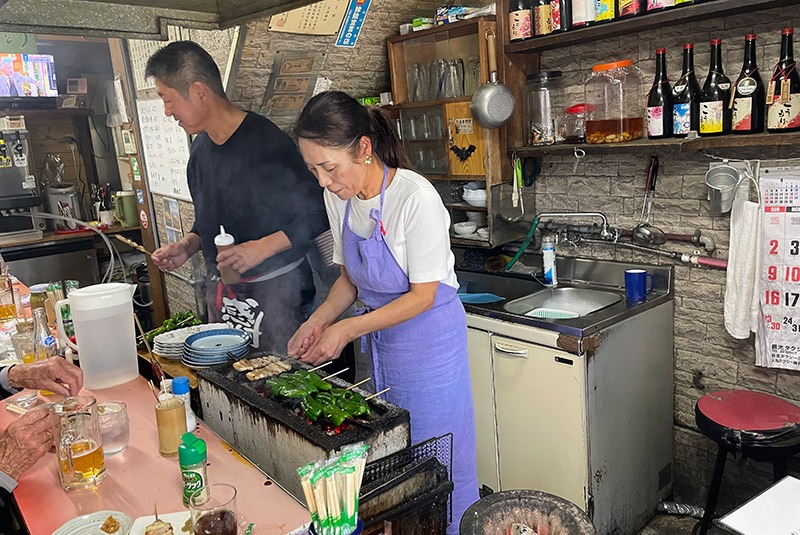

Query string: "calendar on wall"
[[268, 0, 349, 35], [757, 165, 800, 371]]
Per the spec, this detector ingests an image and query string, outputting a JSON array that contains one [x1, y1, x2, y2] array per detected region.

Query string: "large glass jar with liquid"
[[584, 60, 644, 143]]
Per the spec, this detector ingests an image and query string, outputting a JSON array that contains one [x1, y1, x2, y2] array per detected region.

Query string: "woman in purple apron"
[[289, 91, 479, 533]]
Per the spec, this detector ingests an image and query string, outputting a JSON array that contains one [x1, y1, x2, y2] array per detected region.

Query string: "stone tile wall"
[[535, 6, 800, 511]]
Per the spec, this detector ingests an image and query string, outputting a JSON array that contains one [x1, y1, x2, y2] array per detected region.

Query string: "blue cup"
[[625, 269, 654, 302]]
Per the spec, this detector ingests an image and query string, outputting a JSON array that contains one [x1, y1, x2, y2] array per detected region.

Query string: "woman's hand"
[[294, 321, 353, 366], [287, 318, 327, 358]]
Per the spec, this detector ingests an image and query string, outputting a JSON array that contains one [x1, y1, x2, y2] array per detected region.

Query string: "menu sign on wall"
[[757, 166, 800, 370]]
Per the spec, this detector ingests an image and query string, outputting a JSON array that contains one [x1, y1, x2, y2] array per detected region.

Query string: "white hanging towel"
[[724, 186, 761, 339]]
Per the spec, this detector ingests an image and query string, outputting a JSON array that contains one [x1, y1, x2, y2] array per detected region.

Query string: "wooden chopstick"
[[5, 403, 28, 415], [364, 387, 390, 401]]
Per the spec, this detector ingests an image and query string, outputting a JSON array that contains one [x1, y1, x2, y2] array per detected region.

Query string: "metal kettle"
[[45, 182, 82, 230]]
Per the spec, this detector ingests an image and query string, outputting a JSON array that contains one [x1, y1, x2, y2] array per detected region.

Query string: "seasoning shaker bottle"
[[214, 225, 241, 285], [173, 376, 197, 432], [179, 432, 208, 506]]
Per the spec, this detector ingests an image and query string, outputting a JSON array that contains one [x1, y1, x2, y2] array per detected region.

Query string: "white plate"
[[153, 323, 229, 345], [53, 510, 132, 535], [130, 511, 191, 535]]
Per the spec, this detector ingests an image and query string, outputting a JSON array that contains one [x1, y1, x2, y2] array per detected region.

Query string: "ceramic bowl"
[[476, 227, 490, 239], [454, 222, 478, 236]]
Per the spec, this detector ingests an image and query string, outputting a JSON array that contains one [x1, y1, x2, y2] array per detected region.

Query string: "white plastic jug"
[[56, 283, 138, 390]]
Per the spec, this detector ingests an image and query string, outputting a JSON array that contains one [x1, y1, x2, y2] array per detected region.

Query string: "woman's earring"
[[364, 156, 373, 165]]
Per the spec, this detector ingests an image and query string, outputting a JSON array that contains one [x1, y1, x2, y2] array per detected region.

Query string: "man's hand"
[[0, 407, 53, 480], [152, 241, 191, 271], [8, 357, 83, 397], [216, 241, 266, 275]]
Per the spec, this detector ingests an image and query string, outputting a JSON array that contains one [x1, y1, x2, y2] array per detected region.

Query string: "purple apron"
[[342, 167, 479, 533]]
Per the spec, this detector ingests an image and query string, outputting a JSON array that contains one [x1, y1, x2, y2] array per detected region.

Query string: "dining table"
[[0, 375, 310, 534]]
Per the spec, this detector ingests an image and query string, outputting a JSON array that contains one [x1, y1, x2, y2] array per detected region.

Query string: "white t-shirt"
[[324, 168, 459, 289]]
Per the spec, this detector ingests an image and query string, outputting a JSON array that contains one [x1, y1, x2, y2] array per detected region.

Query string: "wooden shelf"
[[385, 96, 473, 111], [0, 107, 93, 118], [507, 131, 800, 157], [504, 0, 798, 54], [427, 174, 488, 181], [387, 17, 493, 44], [448, 203, 488, 211]]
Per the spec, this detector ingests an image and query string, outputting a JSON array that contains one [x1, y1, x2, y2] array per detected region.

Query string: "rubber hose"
[[504, 216, 540, 271]]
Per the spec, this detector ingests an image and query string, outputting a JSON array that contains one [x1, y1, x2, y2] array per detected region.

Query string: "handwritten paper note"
[[136, 99, 192, 201]]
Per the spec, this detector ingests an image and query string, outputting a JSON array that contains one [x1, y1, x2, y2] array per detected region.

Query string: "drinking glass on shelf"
[[190, 483, 239, 535], [430, 59, 448, 100], [465, 57, 481, 95], [406, 63, 429, 102]]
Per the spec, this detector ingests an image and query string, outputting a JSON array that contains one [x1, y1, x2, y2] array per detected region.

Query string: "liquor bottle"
[[571, 0, 595, 27], [699, 39, 732, 136], [551, 0, 572, 32], [32, 307, 57, 360], [508, 0, 533, 42], [595, 0, 616, 22], [647, 48, 673, 139], [673, 43, 701, 136], [618, 0, 642, 17], [646, 0, 674, 10], [534, 0, 553, 36], [732, 34, 765, 134], [767, 27, 800, 133]]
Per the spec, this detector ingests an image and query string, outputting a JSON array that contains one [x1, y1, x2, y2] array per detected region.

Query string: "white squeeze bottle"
[[214, 225, 241, 285]]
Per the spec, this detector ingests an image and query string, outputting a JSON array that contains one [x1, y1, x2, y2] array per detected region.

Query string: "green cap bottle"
[[179, 432, 207, 506]]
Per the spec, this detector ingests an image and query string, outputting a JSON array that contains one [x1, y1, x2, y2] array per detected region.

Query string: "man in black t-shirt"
[[148, 41, 328, 353]]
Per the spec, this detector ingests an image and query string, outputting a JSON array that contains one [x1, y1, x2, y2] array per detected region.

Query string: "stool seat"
[[697, 390, 800, 431], [694, 390, 800, 535]]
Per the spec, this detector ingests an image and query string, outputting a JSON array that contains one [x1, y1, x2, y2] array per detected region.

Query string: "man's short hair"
[[145, 41, 226, 99]]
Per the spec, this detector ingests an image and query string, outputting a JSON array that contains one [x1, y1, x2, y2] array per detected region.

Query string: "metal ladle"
[[633, 156, 666, 245]]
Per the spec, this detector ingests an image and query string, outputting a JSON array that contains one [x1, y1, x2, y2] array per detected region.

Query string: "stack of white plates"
[[181, 328, 251, 369], [153, 323, 229, 360]]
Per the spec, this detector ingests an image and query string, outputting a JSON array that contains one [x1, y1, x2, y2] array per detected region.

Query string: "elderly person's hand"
[[0, 407, 52, 479], [8, 357, 83, 397]]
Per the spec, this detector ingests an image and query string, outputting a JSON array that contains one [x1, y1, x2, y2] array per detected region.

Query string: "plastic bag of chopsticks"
[[297, 443, 369, 535]]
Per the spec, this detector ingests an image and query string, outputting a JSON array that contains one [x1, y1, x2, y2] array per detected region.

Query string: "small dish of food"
[[130, 511, 191, 535], [53, 511, 132, 535]]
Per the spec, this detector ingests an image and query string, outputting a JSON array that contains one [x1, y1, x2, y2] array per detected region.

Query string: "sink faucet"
[[536, 211, 619, 242]]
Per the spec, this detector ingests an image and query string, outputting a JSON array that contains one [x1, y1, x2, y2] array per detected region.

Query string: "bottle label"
[[699, 101, 724, 133], [736, 77, 758, 96], [732, 97, 753, 131], [534, 5, 552, 35], [673, 83, 687, 93], [647, 106, 665, 137], [595, 0, 614, 21], [182, 469, 205, 503], [767, 93, 800, 129], [717, 82, 731, 91], [673, 103, 692, 134], [509, 10, 532, 41], [551, 0, 562, 30], [618, 0, 641, 16]]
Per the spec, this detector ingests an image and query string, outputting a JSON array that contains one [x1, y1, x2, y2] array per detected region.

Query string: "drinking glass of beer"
[[51, 396, 106, 491], [189, 483, 239, 535]]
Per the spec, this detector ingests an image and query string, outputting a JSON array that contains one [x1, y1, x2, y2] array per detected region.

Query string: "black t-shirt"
[[188, 112, 328, 278]]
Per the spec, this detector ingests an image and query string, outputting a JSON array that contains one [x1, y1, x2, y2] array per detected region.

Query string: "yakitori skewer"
[[308, 361, 333, 373], [364, 387, 390, 401], [322, 368, 349, 381], [345, 377, 371, 391], [114, 234, 152, 256]]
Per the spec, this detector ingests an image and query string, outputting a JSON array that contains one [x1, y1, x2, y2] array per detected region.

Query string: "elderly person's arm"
[[0, 407, 53, 493], [6, 358, 83, 398]]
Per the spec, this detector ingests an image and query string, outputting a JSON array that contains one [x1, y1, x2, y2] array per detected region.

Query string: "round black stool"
[[694, 389, 800, 535]]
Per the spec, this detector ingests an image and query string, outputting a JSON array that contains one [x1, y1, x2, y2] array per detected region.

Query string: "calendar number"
[[787, 292, 800, 307], [769, 240, 779, 255], [791, 240, 800, 256]]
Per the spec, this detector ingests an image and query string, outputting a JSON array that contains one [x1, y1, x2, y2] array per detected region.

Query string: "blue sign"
[[136, 188, 145, 204], [335, 0, 372, 48]]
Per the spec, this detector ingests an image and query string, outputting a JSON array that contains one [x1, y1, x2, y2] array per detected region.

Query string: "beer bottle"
[[767, 27, 800, 133], [732, 34, 765, 134], [699, 39, 732, 136]]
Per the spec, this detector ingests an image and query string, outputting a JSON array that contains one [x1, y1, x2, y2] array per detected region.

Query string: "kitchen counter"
[[457, 256, 674, 338]]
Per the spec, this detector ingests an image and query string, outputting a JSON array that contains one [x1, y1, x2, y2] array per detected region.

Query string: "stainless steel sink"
[[503, 287, 623, 318]]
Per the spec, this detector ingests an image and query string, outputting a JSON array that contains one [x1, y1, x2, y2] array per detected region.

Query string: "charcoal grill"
[[197, 358, 410, 502]]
